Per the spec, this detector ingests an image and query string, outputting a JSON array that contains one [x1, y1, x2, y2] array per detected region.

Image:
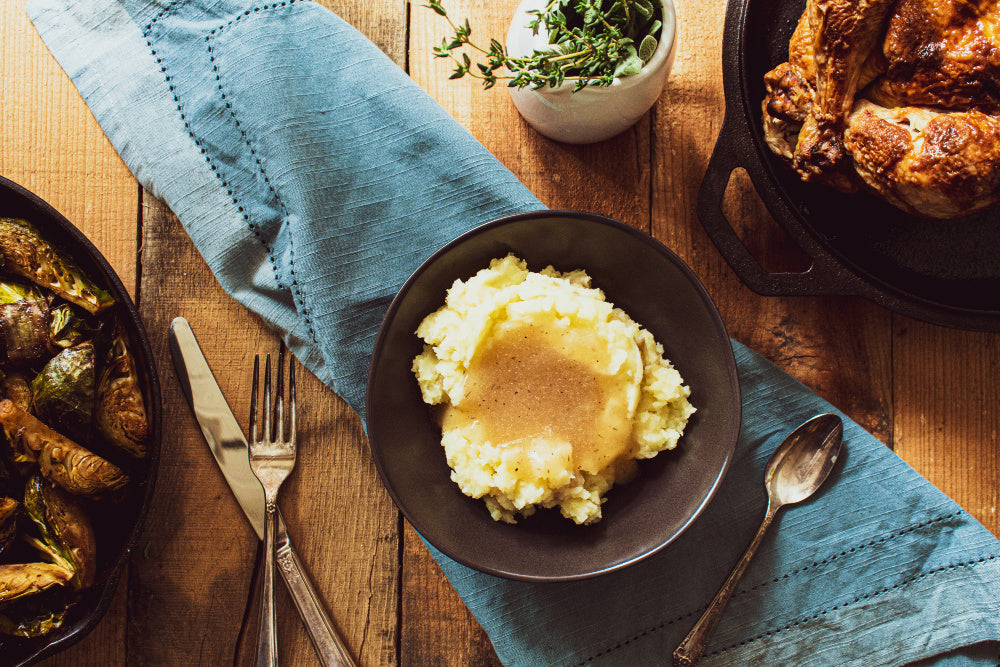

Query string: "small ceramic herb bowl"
[[505, 0, 677, 144]]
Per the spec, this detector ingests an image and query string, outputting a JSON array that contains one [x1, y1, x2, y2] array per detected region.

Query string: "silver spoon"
[[673, 413, 844, 666]]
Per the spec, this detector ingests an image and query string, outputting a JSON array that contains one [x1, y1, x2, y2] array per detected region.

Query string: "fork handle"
[[276, 512, 357, 666], [254, 504, 280, 667]]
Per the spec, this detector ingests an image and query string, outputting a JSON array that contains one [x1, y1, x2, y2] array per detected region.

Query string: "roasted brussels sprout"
[[0, 281, 45, 306], [23, 476, 95, 589], [0, 497, 17, 558], [0, 450, 17, 496], [49, 303, 103, 350], [0, 400, 128, 497], [0, 605, 68, 638], [0, 562, 72, 602], [0, 218, 114, 316], [0, 281, 55, 367], [0, 214, 147, 639], [32, 342, 95, 443], [95, 326, 148, 458], [1, 371, 32, 413]]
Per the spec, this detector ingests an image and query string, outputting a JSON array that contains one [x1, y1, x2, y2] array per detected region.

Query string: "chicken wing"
[[792, 0, 896, 179]]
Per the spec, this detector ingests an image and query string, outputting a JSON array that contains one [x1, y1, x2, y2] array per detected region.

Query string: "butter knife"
[[169, 317, 356, 667]]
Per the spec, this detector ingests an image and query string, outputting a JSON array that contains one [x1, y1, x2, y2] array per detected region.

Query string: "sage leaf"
[[638, 34, 658, 63], [634, 0, 655, 19], [613, 46, 643, 77]]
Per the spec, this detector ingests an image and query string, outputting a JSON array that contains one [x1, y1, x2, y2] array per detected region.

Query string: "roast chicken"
[[763, 0, 1000, 218]]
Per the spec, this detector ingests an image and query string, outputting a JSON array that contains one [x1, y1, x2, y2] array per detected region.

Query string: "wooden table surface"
[[3, 0, 998, 664]]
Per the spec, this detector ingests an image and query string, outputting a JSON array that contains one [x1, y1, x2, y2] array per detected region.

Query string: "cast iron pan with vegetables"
[[0, 175, 161, 666]]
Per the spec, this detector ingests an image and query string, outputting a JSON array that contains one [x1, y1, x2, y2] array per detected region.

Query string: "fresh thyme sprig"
[[425, 0, 662, 93]]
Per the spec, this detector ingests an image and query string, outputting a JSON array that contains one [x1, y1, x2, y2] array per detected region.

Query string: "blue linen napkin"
[[26, 0, 1000, 664]]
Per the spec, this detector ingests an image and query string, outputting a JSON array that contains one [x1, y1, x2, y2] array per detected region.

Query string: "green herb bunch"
[[426, 0, 663, 92]]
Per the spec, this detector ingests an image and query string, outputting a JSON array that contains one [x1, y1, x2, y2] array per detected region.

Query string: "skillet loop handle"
[[696, 117, 849, 297]]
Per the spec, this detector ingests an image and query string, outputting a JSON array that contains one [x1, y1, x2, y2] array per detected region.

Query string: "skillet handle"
[[696, 116, 856, 297]]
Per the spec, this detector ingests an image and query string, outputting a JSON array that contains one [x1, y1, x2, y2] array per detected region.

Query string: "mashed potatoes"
[[412, 254, 694, 525]]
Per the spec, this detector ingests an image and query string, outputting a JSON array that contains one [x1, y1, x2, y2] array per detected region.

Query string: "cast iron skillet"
[[697, 0, 1000, 331], [0, 175, 162, 666]]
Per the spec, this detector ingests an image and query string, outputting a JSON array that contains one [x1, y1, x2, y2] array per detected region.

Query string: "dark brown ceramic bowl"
[[366, 210, 740, 581], [0, 176, 162, 666]]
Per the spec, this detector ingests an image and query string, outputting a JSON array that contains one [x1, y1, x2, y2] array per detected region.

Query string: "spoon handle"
[[672, 504, 779, 666]]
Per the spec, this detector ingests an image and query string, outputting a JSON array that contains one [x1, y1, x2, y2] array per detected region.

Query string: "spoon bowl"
[[766, 413, 843, 506], [673, 413, 844, 666]]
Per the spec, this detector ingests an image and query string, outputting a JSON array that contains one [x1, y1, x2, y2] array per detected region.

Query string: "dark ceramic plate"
[[366, 210, 740, 581], [0, 176, 161, 666]]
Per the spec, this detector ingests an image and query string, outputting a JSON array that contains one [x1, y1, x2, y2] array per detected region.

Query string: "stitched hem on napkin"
[[26, 0, 543, 422]]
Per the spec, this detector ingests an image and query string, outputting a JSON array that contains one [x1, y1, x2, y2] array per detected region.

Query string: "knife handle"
[[276, 511, 358, 667]]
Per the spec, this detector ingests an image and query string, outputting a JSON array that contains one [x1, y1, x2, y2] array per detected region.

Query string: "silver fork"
[[249, 351, 297, 667]]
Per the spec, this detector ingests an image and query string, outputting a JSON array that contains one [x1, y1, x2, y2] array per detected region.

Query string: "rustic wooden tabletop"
[[2, 0, 997, 664]]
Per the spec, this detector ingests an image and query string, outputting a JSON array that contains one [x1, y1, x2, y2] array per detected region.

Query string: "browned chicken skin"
[[872, 0, 1000, 113], [793, 0, 896, 178], [762, 0, 1000, 218], [846, 102, 1000, 217]]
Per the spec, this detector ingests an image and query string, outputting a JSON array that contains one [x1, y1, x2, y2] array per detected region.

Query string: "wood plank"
[[277, 348, 401, 667], [0, 0, 138, 291], [129, 199, 267, 664], [893, 322, 1000, 536], [127, 1, 409, 664], [112, 1, 407, 663], [409, 0, 652, 225], [322, 0, 407, 66], [132, 195, 401, 665], [401, 522, 501, 667]]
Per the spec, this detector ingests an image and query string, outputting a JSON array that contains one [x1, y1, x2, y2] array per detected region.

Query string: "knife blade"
[[169, 317, 356, 666], [169, 317, 265, 538]]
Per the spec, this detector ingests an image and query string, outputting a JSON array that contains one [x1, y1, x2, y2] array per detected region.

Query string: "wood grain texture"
[[323, 0, 407, 66], [130, 198, 267, 665], [2, 0, 996, 664], [893, 322, 1000, 534], [132, 195, 401, 666], [0, 0, 138, 291]]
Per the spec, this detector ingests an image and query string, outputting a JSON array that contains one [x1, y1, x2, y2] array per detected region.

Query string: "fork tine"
[[275, 349, 285, 445], [263, 353, 272, 444], [249, 354, 260, 443], [246, 350, 299, 667]]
